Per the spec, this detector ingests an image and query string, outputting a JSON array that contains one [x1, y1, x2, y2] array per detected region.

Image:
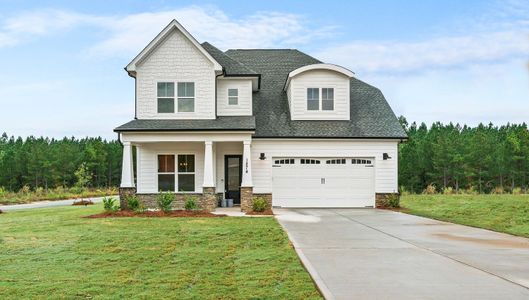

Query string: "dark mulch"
[[84, 210, 226, 218], [72, 199, 94, 206], [246, 209, 274, 216]]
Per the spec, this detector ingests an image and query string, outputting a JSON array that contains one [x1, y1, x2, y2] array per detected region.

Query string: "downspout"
[[215, 69, 225, 118]]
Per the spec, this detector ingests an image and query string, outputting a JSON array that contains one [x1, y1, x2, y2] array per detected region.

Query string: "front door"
[[225, 155, 242, 204]]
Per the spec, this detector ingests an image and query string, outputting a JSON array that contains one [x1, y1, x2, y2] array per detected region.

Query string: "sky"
[[0, 0, 528, 139]]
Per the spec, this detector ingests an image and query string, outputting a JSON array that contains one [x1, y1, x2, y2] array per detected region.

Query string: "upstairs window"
[[307, 88, 319, 110], [228, 88, 238, 105], [322, 88, 334, 110], [157, 82, 175, 113], [177, 82, 195, 112]]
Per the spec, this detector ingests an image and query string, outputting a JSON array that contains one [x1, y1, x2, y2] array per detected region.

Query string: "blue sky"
[[0, 0, 528, 139]]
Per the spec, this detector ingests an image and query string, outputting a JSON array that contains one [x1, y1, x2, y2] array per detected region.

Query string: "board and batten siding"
[[136, 142, 205, 194], [250, 140, 398, 194], [217, 79, 252, 116], [135, 28, 216, 119], [288, 69, 350, 120]]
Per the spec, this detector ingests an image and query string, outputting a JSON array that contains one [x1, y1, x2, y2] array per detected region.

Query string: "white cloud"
[[316, 30, 529, 74]]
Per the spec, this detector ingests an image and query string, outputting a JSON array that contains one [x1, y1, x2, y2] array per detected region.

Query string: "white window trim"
[[227, 88, 239, 106], [155, 81, 196, 114], [156, 82, 175, 114], [156, 152, 197, 193], [306, 87, 335, 112]]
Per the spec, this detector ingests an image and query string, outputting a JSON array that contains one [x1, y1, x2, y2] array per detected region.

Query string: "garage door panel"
[[272, 157, 375, 208]]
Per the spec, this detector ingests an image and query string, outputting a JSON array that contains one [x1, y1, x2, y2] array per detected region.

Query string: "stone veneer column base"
[[375, 193, 399, 208], [240, 187, 253, 212], [201, 187, 218, 212], [119, 187, 136, 210]]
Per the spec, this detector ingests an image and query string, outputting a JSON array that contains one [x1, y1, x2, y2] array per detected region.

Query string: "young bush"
[[512, 187, 522, 195], [252, 197, 268, 212], [491, 186, 505, 194], [0, 187, 6, 197], [157, 192, 175, 212], [102, 197, 118, 212], [442, 186, 454, 195], [184, 196, 198, 211], [126, 195, 140, 211], [385, 194, 400, 208], [423, 184, 437, 194]]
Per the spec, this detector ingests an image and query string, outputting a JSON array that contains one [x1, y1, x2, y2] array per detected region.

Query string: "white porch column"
[[203, 141, 215, 187], [120, 141, 135, 187], [241, 140, 253, 187]]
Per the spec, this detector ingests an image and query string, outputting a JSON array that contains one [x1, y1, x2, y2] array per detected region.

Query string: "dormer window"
[[307, 88, 334, 111], [307, 88, 319, 110], [177, 82, 195, 112], [228, 88, 238, 105], [157, 82, 175, 113]]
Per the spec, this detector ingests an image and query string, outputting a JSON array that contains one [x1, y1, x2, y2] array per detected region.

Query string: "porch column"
[[120, 141, 134, 187], [241, 140, 253, 187], [203, 141, 215, 187]]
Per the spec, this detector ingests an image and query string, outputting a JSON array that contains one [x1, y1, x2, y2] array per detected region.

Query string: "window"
[[177, 82, 195, 112], [228, 88, 238, 105], [158, 155, 175, 191], [177, 155, 195, 191], [352, 158, 372, 165], [274, 158, 295, 165], [322, 88, 334, 110], [157, 82, 175, 113], [326, 158, 346, 164], [307, 88, 319, 110], [300, 159, 320, 164]]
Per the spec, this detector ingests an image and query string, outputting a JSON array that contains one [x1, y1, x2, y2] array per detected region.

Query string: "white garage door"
[[272, 157, 375, 207]]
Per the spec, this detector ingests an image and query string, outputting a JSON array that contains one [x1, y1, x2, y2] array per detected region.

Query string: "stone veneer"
[[119, 187, 137, 210], [121, 187, 218, 212], [375, 193, 400, 208], [240, 188, 273, 212]]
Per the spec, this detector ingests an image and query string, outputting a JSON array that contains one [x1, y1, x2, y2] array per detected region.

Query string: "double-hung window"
[[158, 155, 175, 191], [177, 155, 195, 191], [157, 82, 175, 113], [177, 82, 195, 112], [228, 88, 238, 105], [322, 88, 334, 110], [307, 88, 319, 110]]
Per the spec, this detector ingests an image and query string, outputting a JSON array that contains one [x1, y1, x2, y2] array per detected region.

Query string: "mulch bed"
[[72, 199, 94, 206], [84, 210, 226, 218], [246, 209, 274, 216]]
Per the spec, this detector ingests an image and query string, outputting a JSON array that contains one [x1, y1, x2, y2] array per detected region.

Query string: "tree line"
[[0, 133, 122, 191], [399, 117, 529, 194]]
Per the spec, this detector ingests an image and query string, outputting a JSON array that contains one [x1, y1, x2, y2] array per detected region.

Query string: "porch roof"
[[114, 116, 255, 132]]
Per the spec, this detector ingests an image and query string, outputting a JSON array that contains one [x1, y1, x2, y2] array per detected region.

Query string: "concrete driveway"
[[275, 208, 529, 300], [0, 196, 109, 211]]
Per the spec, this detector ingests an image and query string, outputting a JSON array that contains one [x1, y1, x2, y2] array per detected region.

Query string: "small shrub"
[[512, 187, 522, 195], [423, 184, 437, 194], [126, 195, 140, 211], [136, 203, 146, 213], [442, 187, 454, 195], [399, 186, 411, 196], [381, 194, 400, 208], [184, 196, 198, 211], [102, 197, 118, 212], [157, 192, 175, 212], [491, 186, 505, 194], [252, 198, 268, 212], [20, 185, 31, 195], [461, 186, 478, 195], [0, 187, 6, 197]]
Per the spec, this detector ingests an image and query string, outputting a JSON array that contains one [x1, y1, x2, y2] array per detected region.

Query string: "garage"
[[272, 157, 375, 207]]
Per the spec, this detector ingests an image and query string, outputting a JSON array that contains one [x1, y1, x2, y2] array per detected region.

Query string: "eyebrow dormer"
[[284, 63, 354, 121]]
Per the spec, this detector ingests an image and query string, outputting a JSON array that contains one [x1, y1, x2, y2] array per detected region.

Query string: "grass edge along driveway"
[[0, 204, 322, 299], [400, 194, 529, 238]]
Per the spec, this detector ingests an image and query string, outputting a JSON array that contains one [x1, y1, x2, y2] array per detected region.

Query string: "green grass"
[[0, 187, 117, 205], [0, 205, 321, 299], [400, 194, 529, 238]]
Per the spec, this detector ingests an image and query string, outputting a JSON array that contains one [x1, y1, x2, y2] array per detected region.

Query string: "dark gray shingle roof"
[[201, 42, 257, 76], [225, 49, 407, 139], [114, 116, 255, 132]]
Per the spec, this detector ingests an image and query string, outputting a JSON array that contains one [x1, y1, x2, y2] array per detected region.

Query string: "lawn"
[[0, 187, 117, 205], [400, 194, 529, 238], [0, 205, 321, 299]]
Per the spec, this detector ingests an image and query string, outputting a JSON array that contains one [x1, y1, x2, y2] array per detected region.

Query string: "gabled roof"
[[201, 42, 257, 76], [224, 49, 407, 139], [125, 20, 222, 76]]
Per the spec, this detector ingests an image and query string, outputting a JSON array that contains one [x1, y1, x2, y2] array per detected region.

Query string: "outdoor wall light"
[[259, 153, 266, 160], [383, 153, 391, 160]]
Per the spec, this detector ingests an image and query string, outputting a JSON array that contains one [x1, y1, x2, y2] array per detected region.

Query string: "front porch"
[[118, 132, 260, 212]]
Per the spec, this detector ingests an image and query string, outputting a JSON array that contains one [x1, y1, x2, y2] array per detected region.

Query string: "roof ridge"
[[201, 42, 258, 75]]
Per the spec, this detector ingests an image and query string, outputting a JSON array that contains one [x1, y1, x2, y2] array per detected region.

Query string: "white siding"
[[214, 142, 243, 194], [217, 79, 252, 116], [251, 140, 398, 194], [136, 142, 205, 193], [136, 28, 216, 119], [288, 70, 350, 120]]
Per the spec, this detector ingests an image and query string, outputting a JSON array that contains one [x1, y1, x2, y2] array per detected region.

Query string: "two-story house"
[[115, 20, 407, 212]]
